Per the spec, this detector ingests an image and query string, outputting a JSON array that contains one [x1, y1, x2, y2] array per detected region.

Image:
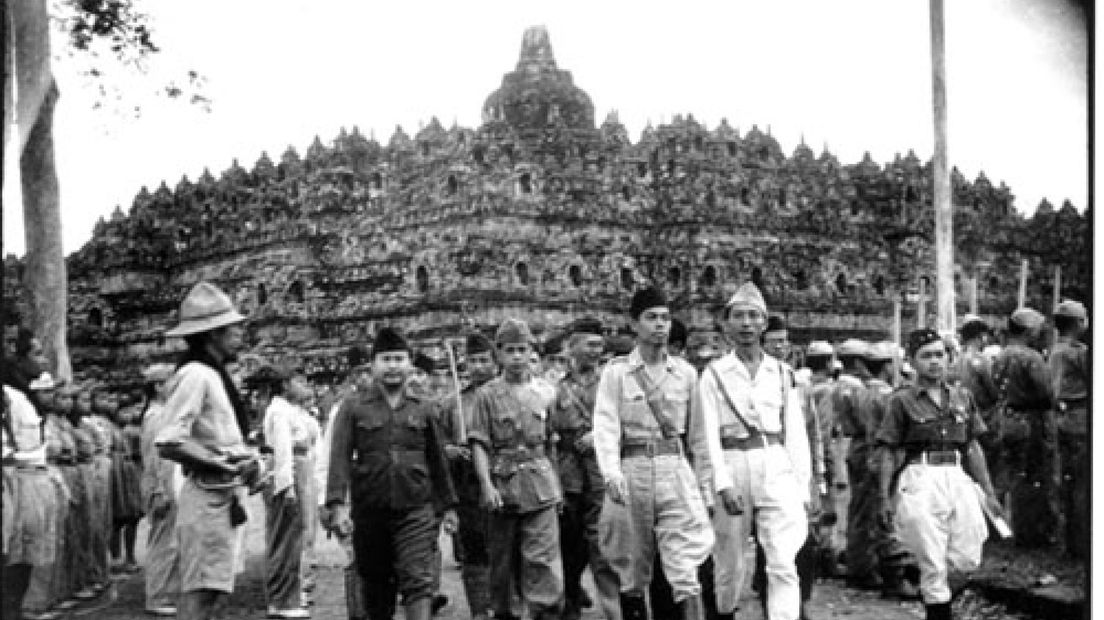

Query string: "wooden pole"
[[918, 277, 927, 328], [1017, 259, 1029, 307], [444, 341, 465, 444], [930, 0, 955, 335], [1053, 265, 1061, 311]]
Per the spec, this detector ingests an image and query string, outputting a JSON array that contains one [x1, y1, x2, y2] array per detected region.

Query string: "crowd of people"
[[1, 279, 1088, 620]]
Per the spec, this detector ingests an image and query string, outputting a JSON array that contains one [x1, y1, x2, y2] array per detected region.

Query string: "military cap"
[[1009, 307, 1045, 331], [725, 282, 767, 316], [412, 352, 435, 374], [1054, 300, 1087, 322], [806, 341, 833, 357], [906, 328, 942, 357], [244, 364, 289, 388], [865, 341, 897, 362], [347, 345, 369, 369], [629, 287, 668, 319], [371, 326, 411, 358], [28, 372, 56, 391], [959, 314, 991, 340], [764, 314, 787, 333], [495, 318, 535, 345], [570, 317, 604, 336], [835, 339, 869, 358], [606, 333, 635, 356], [541, 336, 564, 356], [465, 331, 494, 355]]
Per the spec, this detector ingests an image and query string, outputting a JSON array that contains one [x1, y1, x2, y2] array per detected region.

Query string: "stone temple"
[[2, 26, 1091, 385]]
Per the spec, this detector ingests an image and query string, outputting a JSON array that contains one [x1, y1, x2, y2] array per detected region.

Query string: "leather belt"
[[293, 446, 310, 456], [907, 449, 960, 466], [721, 432, 783, 451], [184, 468, 241, 490], [621, 438, 682, 458]]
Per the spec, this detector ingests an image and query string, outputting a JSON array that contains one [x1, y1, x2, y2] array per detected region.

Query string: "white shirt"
[[262, 396, 313, 494], [696, 351, 811, 498], [2, 386, 46, 464]]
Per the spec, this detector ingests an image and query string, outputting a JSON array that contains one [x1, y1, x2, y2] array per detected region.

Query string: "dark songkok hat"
[[245, 364, 289, 388], [765, 314, 787, 333], [629, 287, 667, 319], [906, 328, 942, 357], [413, 352, 435, 374], [372, 327, 410, 358], [571, 317, 604, 336], [465, 332, 494, 355]]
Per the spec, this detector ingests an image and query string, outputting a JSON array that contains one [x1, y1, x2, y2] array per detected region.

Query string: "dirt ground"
[[75, 494, 1044, 620]]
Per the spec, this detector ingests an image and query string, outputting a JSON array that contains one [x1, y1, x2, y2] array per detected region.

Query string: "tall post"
[[930, 0, 955, 335], [968, 275, 978, 315], [1052, 265, 1062, 311], [918, 278, 927, 329], [1018, 259, 1029, 308]]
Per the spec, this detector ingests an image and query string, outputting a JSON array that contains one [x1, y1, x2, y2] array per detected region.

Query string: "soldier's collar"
[[627, 347, 677, 373]]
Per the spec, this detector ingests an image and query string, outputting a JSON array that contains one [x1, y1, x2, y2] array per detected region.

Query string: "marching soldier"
[[991, 308, 1061, 548], [876, 329, 1000, 620], [436, 332, 498, 620], [693, 283, 810, 620], [326, 327, 459, 620], [469, 319, 564, 620], [1049, 300, 1088, 557], [551, 317, 621, 620], [954, 317, 999, 475], [595, 287, 713, 620]]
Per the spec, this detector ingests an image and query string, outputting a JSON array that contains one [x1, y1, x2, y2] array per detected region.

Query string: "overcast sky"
[[1, 0, 1090, 256]]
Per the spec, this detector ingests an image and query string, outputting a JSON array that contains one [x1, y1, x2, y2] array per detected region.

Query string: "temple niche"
[[4, 25, 1088, 386]]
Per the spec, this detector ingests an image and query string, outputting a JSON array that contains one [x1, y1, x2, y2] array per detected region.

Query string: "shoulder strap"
[[629, 366, 679, 438], [779, 360, 791, 441], [707, 363, 759, 434]]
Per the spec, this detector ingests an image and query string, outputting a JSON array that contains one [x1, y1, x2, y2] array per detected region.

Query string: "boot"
[[881, 566, 920, 600], [925, 602, 952, 620], [460, 565, 491, 619], [678, 594, 705, 620], [404, 597, 432, 620], [619, 594, 648, 620]]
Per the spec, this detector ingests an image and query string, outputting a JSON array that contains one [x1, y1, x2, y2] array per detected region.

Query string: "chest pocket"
[[354, 414, 388, 457], [521, 410, 547, 445], [398, 412, 427, 449], [619, 379, 655, 430]]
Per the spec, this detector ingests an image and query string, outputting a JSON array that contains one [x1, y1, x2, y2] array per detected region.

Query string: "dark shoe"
[[619, 594, 648, 620], [678, 594, 705, 620], [925, 602, 952, 620], [430, 594, 449, 615], [577, 588, 593, 609]]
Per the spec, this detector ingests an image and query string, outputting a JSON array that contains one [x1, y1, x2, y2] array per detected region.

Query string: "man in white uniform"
[[692, 282, 810, 620]]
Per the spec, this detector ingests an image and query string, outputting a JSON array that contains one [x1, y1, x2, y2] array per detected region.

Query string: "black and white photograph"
[[1, 1, 1091, 620]]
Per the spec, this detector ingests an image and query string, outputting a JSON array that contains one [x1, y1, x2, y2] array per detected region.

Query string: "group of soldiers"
[[4, 277, 1087, 620]]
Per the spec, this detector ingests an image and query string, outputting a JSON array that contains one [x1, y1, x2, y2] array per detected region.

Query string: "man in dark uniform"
[[991, 308, 1061, 549], [1049, 300, 1088, 558], [954, 316, 999, 484], [437, 332, 499, 620], [551, 317, 621, 620], [326, 327, 459, 620], [876, 329, 1001, 620], [469, 319, 564, 620]]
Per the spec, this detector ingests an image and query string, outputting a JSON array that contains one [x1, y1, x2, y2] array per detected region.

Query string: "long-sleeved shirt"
[[550, 369, 603, 495], [140, 400, 182, 505], [992, 343, 1054, 412], [326, 382, 456, 511], [694, 352, 811, 500], [593, 348, 699, 486], [1049, 337, 1087, 403], [263, 396, 315, 494]]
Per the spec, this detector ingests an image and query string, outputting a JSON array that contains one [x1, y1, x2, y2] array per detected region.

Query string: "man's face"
[[93, 392, 114, 415], [726, 306, 766, 347], [499, 342, 533, 376], [632, 307, 671, 347], [763, 329, 789, 359], [528, 352, 542, 375], [466, 351, 497, 384], [912, 340, 948, 382], [571, 334, 605, 371], [75, 392, 92, 415], [373, 351, 412, 388], [54, 393, 73, 414], [353, 367, 373, 391], [209, 325, 243, 362]]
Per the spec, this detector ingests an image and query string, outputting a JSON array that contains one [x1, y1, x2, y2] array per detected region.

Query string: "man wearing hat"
[[138, 363, 182, 617], [436, 332, 499, 620], [248, 365, 313, 619], [954, 317, 1000, 492], [595, 287, 713, 620], [326, 327, 458, 620], [154, 281, 265, 620], [468, 318, 563, 620], [875, 328, 1000, 620], [990, 307, 1061, 549], [550, 317, 620, 620], [693, 282, 809, 620], [1049, 299, 1088, 557]]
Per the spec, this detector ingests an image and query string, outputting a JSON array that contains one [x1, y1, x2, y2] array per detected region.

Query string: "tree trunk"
[[12, 0, 71, 380]]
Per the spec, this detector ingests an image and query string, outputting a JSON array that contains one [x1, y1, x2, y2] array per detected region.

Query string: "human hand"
[[481, 485, 504, 511], [330, 503, 353, 537], [719, 488, 744, 516], [605, 477, 629, 505], [441, 509, 459, 534]]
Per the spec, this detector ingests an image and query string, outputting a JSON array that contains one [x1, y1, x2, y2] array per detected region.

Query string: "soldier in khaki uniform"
[[595, 287, 713, 620], [550, 318, 621, 620], [469, 319, 564, 620], [1049, 300, 1088, 557]]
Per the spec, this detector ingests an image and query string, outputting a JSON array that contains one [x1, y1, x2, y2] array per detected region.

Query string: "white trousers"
[[712, 446, 806, 620], [894, 464, 987, 604]]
